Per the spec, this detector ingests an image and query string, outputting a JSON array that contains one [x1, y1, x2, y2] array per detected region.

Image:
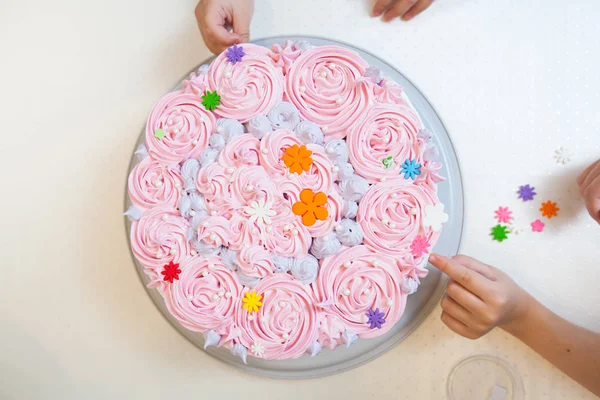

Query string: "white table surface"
[[1, 0, 599, 398]]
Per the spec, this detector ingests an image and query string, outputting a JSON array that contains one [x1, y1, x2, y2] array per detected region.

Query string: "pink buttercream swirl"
[[237, 245, 275, 278], [207, 44, 284, 122], [284, 46, 372, 139], [182, 66, 209, 96], [196, 216, 232, 248], [317, 313, 347, 350], [259, 130, 337, 193], [130, 207, 191, 292], [314, 245, 406, 339], [357, 181, 441, 258], [371, 78, 407, 105], [278, 178, 343, 237], [145, 90, 215, 165], [163, 255, 242, 337], [347, 104, 423, 184], [128, 157, 183, 210], [236, 273, 318, 360], [268, 40, 303, 75], [217, 134, 261, 168]]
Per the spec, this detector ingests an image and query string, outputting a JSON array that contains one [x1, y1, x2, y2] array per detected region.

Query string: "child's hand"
[[372, 0, 434, 22], [429, 254, 533, 339], [195, 0, 254, 54], [577, 159, 600, 224]]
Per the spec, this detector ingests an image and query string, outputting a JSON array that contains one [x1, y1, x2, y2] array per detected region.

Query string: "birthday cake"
[[125, 40, 448, 362]]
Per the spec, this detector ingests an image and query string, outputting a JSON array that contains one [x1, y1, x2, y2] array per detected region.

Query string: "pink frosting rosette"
[[207, 44, 284, 122], [264, 218, 312, 258], [313, 245, 406, 338], [228, 166, 279, 208], [259, 130, 337, 192], [237, 245, 274, 278], [258, 129, 302, 179], [347, 104, 423, 184], [371, 78, 408, 106], [268, 40, 303, 75], [130, 207, 191, 291], [163, 255, 242, 336], [357, 181, 441, 258], [196, 162, 234, 208], [278, 179, 344, 237], [182, 66, 209, 96], [236, 273, 318, 360], [227, 212, 265, 251], [317, 313, 347, 350], [145, 90, 215, 165], [128, 157, 184, 210], [284, 46, 372, 139], [196, 216, 232, 248], [217, 134, 261, 168]]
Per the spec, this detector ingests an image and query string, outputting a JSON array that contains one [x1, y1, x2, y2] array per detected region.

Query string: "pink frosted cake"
[[125, 40, 448, 362]]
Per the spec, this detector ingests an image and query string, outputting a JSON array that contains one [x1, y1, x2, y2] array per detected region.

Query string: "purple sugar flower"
[[517, 184, 536, 201], [225, 44, 246, 64], [366, 308, 386, 329]]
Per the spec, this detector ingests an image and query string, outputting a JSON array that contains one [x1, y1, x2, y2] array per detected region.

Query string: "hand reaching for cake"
[[430, 253, 600, 396], [195, 0, 254, 54], [577, 158, 600, 224], [372, 0, 434, 21], [429, 254, 530, 339], [195, 0, 435, 54]]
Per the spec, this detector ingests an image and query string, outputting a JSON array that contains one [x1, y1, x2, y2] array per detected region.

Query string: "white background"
[[1, 0, 599, 398]]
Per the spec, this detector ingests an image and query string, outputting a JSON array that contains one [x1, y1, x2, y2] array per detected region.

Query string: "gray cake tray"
[[124, 36, 463, 379]]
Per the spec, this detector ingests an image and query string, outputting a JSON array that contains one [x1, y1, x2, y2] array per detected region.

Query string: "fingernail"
[[429, 254, 438, 262], [373, 9, 382, 17]]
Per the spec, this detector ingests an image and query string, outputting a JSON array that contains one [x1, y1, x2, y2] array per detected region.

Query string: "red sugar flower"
[[161, 261, 181, 283], [410, 235, 430, 258]]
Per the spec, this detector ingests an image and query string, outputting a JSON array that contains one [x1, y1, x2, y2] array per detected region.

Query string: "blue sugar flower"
[[400, 159, 422, 180]]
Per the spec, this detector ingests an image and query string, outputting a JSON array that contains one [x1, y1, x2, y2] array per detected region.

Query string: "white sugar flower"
[[554, 146, 573, 165], [423, 203, 449, 232], [244, 197, 276, 224], [507, 220, 524, 235], [251, 341, 265, 357]]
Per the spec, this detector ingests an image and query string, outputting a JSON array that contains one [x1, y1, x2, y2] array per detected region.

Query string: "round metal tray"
[[124, 35, 463, 379]]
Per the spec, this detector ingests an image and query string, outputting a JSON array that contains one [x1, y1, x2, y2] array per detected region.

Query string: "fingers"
[[195, 1, 241, 54], [232, 8, 252, 43], [580, 160, 600, 194], [441, 294, 473, 325], [382, 0, 418, 22], [576, 159, 599, 187], [372, 0, 395, 17], [441, 311, 479, 340], [446, 280, 486, 314], [402, 0, 433, 21], [452, 254, 496, 281], [583, 175, 600, 223], [430, 254, 490, 296]]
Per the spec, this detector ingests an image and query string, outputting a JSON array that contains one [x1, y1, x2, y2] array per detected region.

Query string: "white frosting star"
[[244, 197, 276, 224], [251, 341, 265, 357], [423, 203, 449, 232]]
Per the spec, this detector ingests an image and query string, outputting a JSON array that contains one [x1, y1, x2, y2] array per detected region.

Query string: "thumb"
[[232, 9, 251, 43]]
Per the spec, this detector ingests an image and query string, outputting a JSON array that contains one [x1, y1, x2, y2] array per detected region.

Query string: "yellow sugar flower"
[[242, 290, 263, 313]]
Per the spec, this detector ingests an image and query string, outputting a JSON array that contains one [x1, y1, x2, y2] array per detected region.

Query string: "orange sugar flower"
[[282, 144, 313, 175], [540, 200, 559, 218], [292, 189, 329, 226]]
